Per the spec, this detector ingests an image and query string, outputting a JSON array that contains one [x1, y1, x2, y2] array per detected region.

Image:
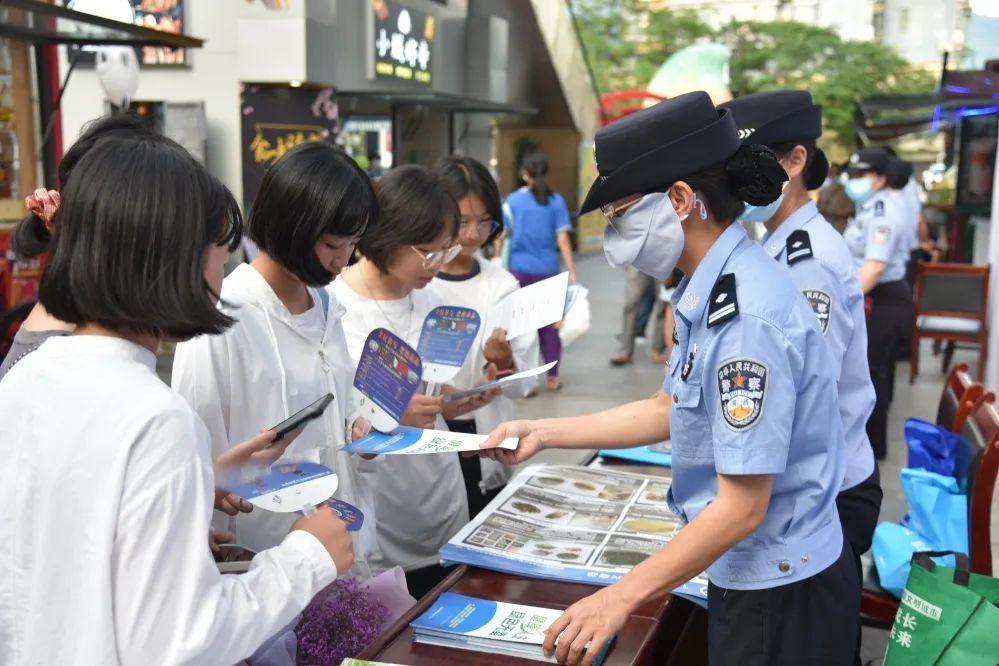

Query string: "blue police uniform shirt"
[[502, 187, 572, 276], [843, 189, 909, 283], [760, 201, 876, 490], [665, 222, 845, 590]]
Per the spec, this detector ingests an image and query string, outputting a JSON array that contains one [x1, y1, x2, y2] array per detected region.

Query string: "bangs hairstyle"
[[436, 156, 502, 246], [359, 164, 459, 273], [12, 113, 151, 261], [40, 132, 243, 341], [249, 142, 377, 286]]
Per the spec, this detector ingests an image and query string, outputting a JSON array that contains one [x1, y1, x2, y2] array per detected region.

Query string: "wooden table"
[[359, 456, 708, 665]]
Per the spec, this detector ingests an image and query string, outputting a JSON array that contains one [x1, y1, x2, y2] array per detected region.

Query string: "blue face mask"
[[736, 193, 784, 224], [845, 177, 874, 202]]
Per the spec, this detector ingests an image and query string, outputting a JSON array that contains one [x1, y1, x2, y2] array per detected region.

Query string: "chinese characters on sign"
[[371, 0, 434, 86]]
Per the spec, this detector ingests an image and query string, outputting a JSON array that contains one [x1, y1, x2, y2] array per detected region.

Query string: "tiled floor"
[[516, 252, 996, 665]]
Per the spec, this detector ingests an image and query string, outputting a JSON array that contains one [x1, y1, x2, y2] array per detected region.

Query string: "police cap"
[[579, 91, 741, 215], [720, 90, 829, 190]]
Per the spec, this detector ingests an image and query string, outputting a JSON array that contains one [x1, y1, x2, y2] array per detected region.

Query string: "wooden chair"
[[936, 362, 983, 433], [910, 262, 990, 383], [861, 391, 999, 627]]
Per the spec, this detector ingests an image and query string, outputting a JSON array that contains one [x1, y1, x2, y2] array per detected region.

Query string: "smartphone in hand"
[[270, 394, 335, 443]]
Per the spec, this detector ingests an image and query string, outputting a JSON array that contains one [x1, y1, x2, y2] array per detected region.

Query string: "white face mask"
[[603, 191, 699, 280]]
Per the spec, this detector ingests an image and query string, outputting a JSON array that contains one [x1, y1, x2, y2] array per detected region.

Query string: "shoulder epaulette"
[[707, 273, 739, 328], [786, 229, 814, 265]]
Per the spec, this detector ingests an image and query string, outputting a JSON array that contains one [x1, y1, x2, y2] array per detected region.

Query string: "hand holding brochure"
[[411, 592, 611, 664], [442, 361, 557, 403], [345, 426, 518, 455]]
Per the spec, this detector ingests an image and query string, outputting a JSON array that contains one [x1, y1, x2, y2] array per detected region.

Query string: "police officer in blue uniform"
[[479, 92, 859, 666], [721, 90, 883, 661], [843, 148, 914, 459]]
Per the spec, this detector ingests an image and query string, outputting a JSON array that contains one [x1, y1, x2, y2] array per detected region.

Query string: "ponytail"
[[724, 143, 787, 206], [521, 151, 551, 206]]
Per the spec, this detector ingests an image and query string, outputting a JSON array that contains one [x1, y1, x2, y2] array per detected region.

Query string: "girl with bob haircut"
[[432, 155, 540, 516], [0, 125, 353, 663], [332, 164, 499, 597], [173, 141, 381, 574]]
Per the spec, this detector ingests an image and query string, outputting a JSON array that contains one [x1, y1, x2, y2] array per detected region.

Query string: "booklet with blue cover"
[[411, 592, 612, 664], [345, 426, 518, 455]]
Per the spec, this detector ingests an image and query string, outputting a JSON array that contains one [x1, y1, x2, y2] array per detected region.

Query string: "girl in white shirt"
[[0, 125, 352, 664], [331, 164, 498, 597], [432, 156, 540, 517], [173, 143, 380, 575]]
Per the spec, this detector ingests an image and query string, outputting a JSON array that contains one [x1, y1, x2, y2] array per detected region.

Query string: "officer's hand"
[[544, 586, 630, 666], [478, 419, 545, 465]]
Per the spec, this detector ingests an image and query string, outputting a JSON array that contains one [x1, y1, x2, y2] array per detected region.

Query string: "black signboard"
[[955, 112, 997, 212], [371, 0, 434, 86], [239, 84, 339, 211]]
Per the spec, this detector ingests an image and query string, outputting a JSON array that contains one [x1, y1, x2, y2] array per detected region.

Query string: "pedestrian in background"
[[433, 155, 540, 517], [818, 161, 854, 234], [501, 151, 576, 391], [610, 267, 668, 366]]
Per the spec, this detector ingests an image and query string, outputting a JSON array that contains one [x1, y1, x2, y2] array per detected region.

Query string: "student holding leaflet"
[[0, 124, 352, 664], [480, 92, 858, 666], [433, 156, 541, 516], [332, 165, 498, 597], [172, 142, 380, 573]]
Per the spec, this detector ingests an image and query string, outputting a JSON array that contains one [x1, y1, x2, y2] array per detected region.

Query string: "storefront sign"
[[371, 0, 435, 86], [239, 84, 339, 211]]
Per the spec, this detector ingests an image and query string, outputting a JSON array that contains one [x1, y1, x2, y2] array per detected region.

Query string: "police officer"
[[885, 158, 922, 285], [843, 148, 914, 459], [721, 90, 883, 661], [479, 92, 859, 666]]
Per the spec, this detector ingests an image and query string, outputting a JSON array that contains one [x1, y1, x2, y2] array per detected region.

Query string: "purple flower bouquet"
[[295, 577, 389, 665]]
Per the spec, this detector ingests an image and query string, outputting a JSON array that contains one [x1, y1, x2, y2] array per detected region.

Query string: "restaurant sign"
[[371, 0, 435, 86]]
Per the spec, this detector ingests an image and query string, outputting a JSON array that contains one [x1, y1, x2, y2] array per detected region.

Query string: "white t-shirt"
[[432, 255, 540, 491], [330, 276, 470, 572], [0, 336, 336, 664]]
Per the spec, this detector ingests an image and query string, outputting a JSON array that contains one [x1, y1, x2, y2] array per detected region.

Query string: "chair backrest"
[[936, 362, 983, 432], [914, 262, 990, 321], [958, 392, 999, 575]]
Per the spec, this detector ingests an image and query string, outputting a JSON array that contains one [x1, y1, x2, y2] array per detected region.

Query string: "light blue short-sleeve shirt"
[[760, 201, 876, 490], [664, 223, 845, 590], [503, 188, 572, 276], [843, 189, 910, 283]]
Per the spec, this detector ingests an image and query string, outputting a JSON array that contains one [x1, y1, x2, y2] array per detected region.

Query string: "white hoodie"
[[330, 277, 470, 573], [432, 254, 540, 491], [172, 263, 377, 576]]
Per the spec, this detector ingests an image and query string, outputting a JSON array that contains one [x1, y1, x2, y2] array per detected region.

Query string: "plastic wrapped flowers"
[[295, 577, 389, 665]]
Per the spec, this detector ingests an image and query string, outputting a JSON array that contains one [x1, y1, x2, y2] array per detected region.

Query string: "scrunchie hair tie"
[[725, 144, 787, 205], [25, 188, 61, 232]]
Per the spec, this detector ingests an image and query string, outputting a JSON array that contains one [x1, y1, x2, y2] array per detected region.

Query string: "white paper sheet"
[[490, 272, 569, 340], [442, 361, 557, 403]]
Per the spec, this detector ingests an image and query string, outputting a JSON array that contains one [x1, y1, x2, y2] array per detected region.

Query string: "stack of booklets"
[[410, 592, 611, 664]]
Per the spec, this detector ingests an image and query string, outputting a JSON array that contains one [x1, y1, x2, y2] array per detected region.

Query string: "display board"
[[440, 464, 708, 601]]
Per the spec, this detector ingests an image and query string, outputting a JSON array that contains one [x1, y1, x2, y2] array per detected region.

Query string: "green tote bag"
[[885, 551, 999, 665]]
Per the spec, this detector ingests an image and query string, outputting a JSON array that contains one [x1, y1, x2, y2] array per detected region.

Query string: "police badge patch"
[[803, 289, 832, 335], [717, 358, 768, 430], [873, 224, 891, 245]]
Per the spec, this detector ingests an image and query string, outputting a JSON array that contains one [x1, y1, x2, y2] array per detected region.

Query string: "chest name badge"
[[803, 289, 832, 335], [717, 358, 769, 431]]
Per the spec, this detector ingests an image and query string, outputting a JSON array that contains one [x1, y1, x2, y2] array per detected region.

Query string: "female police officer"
[[843, 148, 914, 459], [480, 92, 858, 666], [721, 90, 882, 661]]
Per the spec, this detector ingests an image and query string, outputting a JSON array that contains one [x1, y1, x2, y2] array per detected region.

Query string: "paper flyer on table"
[[439, 464, 709, 601], [412, 592, 561, 642], [490, 272, 569, 340], [442, 361, 557, 403], [344, 426, 518, 455]]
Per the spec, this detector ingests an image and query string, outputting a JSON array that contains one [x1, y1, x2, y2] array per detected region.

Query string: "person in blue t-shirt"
[[501, 151, 577, 391]]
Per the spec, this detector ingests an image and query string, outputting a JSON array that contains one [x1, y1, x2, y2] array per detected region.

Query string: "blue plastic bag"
[[872, 523, 954, 597], [900, 468, 969, 555], [904, 418, 962, 478]]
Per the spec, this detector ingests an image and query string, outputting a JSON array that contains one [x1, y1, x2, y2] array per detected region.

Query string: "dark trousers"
[[837, 465, 883, 664], [404, 564, 453, 599], [865, 280, 913, 459], [447, 419, 504, 519], [511, 271, 561, 378], [707, 541, 860, 666]]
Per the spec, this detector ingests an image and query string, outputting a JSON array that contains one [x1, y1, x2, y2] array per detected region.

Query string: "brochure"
[[411, 592, 611, 664], [439, 464, 708, 601], [417, 306, 481, 384], [441, 361, 557, 403], [490, 272, 569, 340], [344, 426, 518, 455], [227, 462, 339, 514]]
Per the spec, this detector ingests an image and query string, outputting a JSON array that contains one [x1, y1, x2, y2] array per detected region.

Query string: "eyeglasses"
[[411, 243, 462, 270], [459, 218, 501, 238], [600, 195, 643, 223]]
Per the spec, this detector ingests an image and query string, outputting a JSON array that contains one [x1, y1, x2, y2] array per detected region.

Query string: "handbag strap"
[[912, 550, 971, 586]]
